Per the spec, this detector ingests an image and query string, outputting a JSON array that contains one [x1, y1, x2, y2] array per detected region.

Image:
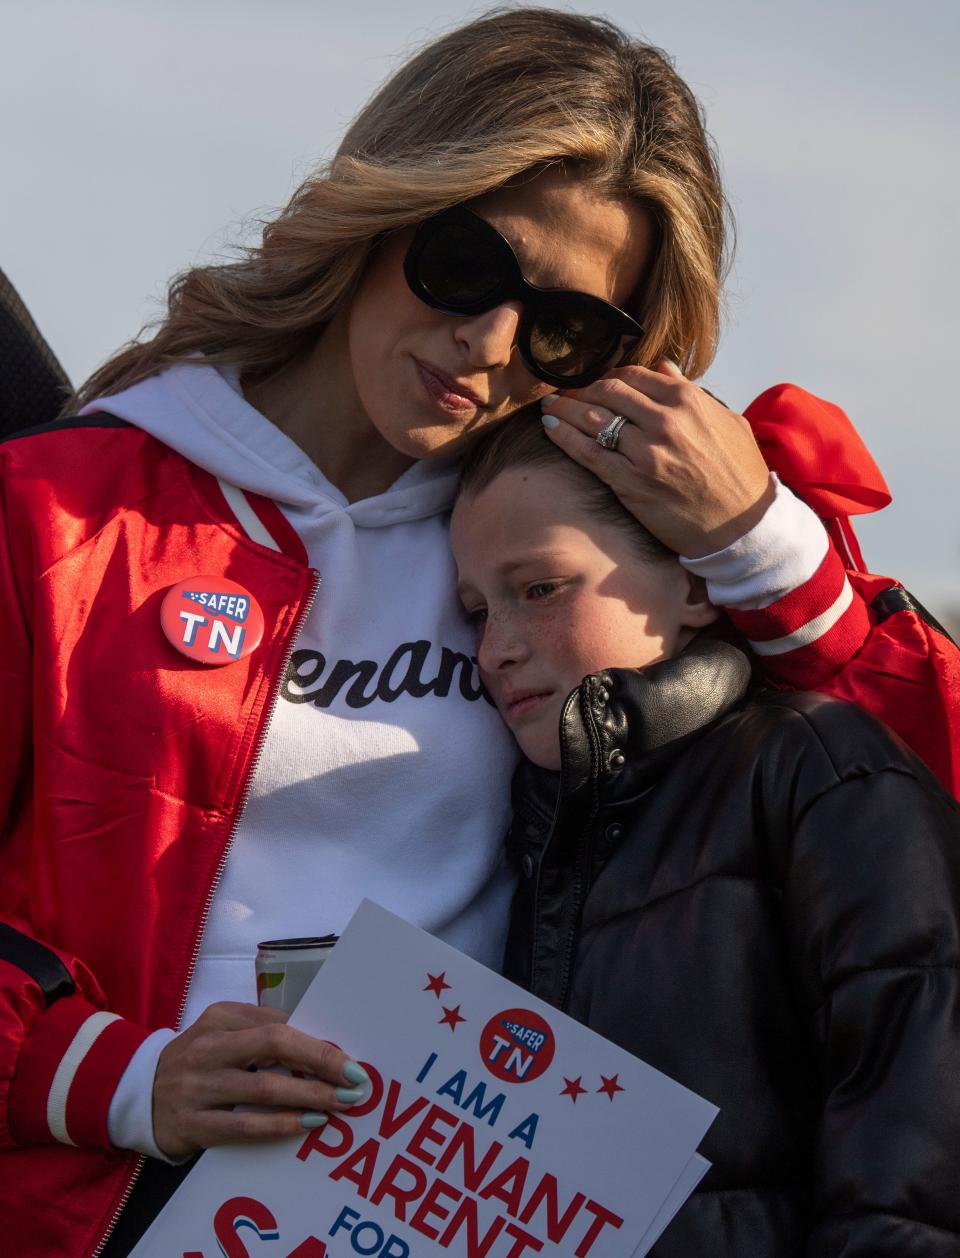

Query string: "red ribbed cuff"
[[7, 995, 151, 1150], [729, 545, 871, 688], [731, 546, 846, 638]]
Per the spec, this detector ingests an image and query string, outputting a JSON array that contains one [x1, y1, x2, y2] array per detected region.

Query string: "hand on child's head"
[[451, 438, 717, 769]]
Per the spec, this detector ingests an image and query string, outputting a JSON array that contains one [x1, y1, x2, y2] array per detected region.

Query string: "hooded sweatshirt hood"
[[85, 359, 460, 526]]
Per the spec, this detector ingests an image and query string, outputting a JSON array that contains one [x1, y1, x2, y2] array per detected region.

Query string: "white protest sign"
[[631, 1154, 709, 1257], [132, 900, 716, 1258]]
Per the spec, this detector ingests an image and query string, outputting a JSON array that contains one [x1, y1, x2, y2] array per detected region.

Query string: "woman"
[[0, 9, 956, 1256]]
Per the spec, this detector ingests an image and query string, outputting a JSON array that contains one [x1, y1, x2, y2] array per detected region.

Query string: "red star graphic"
[[423, 971, 452, 999], [438, 1004, 466, 1032], [560, 1076, 588, 1103], [597, 1073, 625, 1101]]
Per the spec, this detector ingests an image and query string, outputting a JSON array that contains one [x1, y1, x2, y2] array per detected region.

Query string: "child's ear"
[[680, 572, 720, 629]]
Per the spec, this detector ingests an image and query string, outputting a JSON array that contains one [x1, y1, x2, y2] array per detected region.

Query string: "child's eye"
[[527, 581, 559, 600], [465, 606, 488, 625]]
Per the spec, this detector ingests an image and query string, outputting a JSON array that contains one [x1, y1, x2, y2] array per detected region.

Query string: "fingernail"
[[300, 1112, 328, 1129], [343, 1060, 369, 1086], [540, 393, 557, 408], [541, 414, 560, 431], [335, 1086, 365, 1104]]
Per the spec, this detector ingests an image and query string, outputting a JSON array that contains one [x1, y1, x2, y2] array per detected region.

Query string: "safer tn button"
[[160, 577, 265, 665]]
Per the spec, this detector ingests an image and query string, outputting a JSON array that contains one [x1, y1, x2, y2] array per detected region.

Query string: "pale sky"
[[2, 0, 957, 619]]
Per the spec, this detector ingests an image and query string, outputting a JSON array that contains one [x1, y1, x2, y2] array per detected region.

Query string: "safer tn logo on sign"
[[161, 576, 265, 666], [480, 1008, 556, 1083]]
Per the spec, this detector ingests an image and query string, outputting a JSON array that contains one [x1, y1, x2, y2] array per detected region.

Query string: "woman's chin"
[[378, 417, 502, 462]]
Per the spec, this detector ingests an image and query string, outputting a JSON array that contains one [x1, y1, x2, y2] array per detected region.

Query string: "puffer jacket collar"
[[507, 634, 753, 1011], [513, 633, 754, 827]]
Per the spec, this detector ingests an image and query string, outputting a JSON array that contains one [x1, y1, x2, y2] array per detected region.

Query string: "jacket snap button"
[[521, 853, 535, 878], [606, 823, 624, 842], [609, 750, 625, 769]]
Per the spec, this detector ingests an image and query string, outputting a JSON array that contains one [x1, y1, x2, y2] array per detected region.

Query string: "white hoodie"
[[87, 362, 519, 1156], [85, 361, 826, 1158]]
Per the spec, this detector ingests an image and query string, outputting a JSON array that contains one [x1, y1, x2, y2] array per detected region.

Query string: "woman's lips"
[[415, 359, 485, 413]]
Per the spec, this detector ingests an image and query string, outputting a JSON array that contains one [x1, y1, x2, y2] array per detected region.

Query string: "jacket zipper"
[[555, 693, 603, 1013], [92, 569, 320, 1257], [556, 794, 598, 1013], [529, 790, 561, 1000], [171, 568, 321, 1034], [90, 1154, 145, 1258]]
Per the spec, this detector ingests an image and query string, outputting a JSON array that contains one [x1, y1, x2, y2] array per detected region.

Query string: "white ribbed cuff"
[[107, 1026, 183, 1162], [680, 475, 829, 611]]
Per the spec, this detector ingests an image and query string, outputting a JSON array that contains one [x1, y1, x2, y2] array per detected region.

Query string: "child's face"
[[450, 465, 717, 770]]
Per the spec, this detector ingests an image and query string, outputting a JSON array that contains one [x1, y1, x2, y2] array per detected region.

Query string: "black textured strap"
[[871, 585, 957, 647], [0, 923, 75, 1006], [1, 411, 130, 446], [0, 267, 72, 439]]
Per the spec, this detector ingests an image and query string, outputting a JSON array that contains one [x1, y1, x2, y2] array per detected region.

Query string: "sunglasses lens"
[[416, 222, 505, 308], [409, 211, 642, 385], [528, 298, 621, 379]]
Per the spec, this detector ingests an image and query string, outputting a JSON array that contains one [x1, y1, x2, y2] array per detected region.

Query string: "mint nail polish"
[[300, 1112, 328, 1129], [343, 1060, 369, 1086]]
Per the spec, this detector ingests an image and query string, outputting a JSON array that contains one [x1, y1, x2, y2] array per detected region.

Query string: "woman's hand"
[[153, 1001, 367, 1158], [540, 361, 774, 557]]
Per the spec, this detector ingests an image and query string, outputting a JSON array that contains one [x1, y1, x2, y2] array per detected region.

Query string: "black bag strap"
[[0, 922, 75, 1007], [871, 585, 957, 647]]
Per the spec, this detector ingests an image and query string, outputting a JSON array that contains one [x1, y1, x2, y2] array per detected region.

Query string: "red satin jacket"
[[0, 390, 956, 1257]]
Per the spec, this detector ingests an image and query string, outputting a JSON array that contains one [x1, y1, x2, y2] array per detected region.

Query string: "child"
[[449, 412, 960, 1258]]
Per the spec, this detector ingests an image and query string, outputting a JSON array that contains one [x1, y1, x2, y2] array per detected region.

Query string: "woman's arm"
[[539, 369, 960, 795], [0, 447, 360, 1160], [0, 465, 153, 1151]]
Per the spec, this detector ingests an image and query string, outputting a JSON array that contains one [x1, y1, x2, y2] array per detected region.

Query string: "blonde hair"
[[73, 7, 731, 410]]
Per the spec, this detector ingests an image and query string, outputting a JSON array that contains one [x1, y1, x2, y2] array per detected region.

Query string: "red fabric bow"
[[743, 383, 892, 572]]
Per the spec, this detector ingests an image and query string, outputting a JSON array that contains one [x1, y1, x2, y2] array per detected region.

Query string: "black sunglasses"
[[403, 206, 645, 389]]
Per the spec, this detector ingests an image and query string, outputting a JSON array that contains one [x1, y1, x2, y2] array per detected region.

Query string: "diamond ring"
[[595, 414, 628, 451]]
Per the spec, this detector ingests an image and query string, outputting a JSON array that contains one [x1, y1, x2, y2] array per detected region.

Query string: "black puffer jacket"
[[503, 635, 960, 1257]]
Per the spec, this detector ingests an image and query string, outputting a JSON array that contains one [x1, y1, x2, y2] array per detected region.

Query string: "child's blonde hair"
[[458, 409, 673, 565]]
